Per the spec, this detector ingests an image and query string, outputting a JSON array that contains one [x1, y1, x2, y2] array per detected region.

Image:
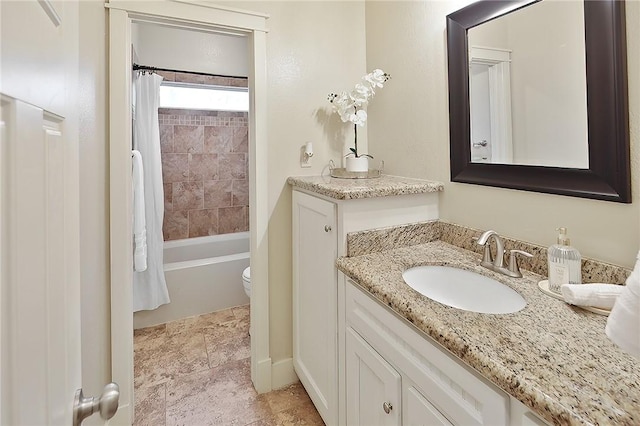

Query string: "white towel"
[[560, 283, 625, 310], [132, 150, 147, 272], [606, 251, 640, 358]]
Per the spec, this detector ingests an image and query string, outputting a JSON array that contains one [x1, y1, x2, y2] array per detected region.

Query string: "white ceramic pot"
[[345, 156, 369, 172]]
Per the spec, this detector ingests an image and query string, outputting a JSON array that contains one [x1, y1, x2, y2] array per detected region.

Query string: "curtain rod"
[[132, 63, 246, 80]]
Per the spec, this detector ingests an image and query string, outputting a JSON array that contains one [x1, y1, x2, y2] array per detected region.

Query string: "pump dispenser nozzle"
[[556, 227, 570, 245]]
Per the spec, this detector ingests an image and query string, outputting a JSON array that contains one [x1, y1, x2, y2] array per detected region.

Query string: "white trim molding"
[[271, 357, 298, 390], [470, 46, 513, 164], [106, 0, 269, 32], [107, 4, 271, 424]]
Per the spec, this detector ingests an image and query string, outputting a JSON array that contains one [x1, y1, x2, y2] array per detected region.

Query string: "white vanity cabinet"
[[292, 187, 439, 425], [346, 327, 402, 426], [344, 279, 551, 426], [345, 278, 510, 426], [346, 326, 454, 426]]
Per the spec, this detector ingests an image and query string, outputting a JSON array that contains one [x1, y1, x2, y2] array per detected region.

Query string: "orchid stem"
[[353, 106, 358, 157], [354, 124, 358, 157]]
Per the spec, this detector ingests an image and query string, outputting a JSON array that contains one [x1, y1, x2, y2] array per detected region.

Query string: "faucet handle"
[[473, 236, 493, 265], [508, 249, 533, 277]]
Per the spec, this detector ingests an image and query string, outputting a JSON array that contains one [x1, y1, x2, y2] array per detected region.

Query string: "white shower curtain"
[[133, 72, 170, 312]]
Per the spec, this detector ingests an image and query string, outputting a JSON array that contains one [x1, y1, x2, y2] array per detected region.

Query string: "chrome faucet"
[[476, 230, 532, 278]]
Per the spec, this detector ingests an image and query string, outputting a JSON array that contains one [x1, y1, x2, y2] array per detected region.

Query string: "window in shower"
[[160, 82, 249, 112]]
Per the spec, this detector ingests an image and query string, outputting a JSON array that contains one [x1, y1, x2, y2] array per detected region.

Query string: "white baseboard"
[[271, 357, 298, 390], [253, 356, 272, 394]]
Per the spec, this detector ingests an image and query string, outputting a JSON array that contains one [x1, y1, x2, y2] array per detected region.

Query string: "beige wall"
[[505, 1, 588, 167], [214, 0, 368, 364], [133, 22, 249, 77], [238, 0, 367, 363], [366, 0, 639, 269]]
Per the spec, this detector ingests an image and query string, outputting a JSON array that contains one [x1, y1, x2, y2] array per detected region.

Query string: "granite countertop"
[[336, 241, 639, 426], [287, 174, 443, 200]]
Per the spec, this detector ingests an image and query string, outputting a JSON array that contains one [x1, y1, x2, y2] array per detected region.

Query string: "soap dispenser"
[[547, 227, 582, 293]]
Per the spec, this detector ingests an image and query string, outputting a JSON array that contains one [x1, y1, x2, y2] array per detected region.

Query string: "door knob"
[[383, 401, 393, 414], [324, 225, 332, 232], [73, 382, 120, 426]]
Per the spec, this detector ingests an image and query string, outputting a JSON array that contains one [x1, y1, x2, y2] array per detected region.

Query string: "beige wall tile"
[[204, 180, 233, 209], [232, 126, 248, 153], [204, 125, 234, 153], [232, 179, 249, 206], [219, 153, 246, 180], [219, 206, 247, 234], [163, 210, 188, 241], [156, 70, 175, 81], [188, 153, 218, 181], [188, 209, 218, 238], [160, 107, 249, 242], [172, 181, 204, 210], [173, 125, 203, 153], [159, 124, 174, 153], [163, 183, 173, 211], [174, 71, 204, 84], [161, 153, 188, 183]]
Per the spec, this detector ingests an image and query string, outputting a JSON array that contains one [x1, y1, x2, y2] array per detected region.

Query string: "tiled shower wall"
[[158, 72, 249, 241]]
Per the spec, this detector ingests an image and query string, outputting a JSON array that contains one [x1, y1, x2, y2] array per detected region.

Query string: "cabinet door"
[[404, 385, 453, 426], [292, 191, 337, 425], [346, 327, 401, 426]]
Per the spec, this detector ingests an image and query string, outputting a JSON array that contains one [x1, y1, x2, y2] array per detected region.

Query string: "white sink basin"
[[402, 265, 526, 314]]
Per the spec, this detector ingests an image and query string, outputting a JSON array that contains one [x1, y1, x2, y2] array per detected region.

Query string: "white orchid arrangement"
[[328, 69, 391, 158]]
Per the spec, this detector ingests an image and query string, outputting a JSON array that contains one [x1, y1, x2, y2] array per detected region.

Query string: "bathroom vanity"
[[337, 233, 638, 425], [289, 174, 638, 425]]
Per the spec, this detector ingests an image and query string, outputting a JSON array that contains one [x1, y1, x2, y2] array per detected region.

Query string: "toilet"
[[242, 267, 251, 299]]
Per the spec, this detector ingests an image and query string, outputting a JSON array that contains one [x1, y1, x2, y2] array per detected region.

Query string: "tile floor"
[[134, 305, 324, 425]]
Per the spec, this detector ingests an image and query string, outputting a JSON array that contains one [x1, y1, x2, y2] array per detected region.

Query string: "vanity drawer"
[[346, 280, 509, 425]]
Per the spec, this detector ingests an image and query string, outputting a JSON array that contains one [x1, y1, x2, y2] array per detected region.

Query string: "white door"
[[469, 63, 493, 163], [1, 1, 115, 424], [469, 47, 513, 164], [345, 327, 401, 426]]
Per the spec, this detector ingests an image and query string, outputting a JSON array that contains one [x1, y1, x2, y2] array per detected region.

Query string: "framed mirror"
[[447, 0, 630, 203]]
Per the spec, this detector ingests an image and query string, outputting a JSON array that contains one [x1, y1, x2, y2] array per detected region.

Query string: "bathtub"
[[133, 232, 250, 329]]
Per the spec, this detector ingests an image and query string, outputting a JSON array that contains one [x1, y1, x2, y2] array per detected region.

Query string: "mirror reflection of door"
[[467, 0, 589, 169], [469, 46, 513, 164], [470, 62, 492, 162]]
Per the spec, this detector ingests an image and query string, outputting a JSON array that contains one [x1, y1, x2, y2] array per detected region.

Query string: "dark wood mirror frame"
[[447, 0, 630, 203]]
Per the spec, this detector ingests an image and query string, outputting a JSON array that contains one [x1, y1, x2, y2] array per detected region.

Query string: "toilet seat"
[[242, 267, 251, 298]]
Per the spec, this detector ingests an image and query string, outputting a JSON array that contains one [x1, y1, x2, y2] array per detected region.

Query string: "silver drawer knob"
[[383, 401, 393, 414], [324, 225, 332, 232]]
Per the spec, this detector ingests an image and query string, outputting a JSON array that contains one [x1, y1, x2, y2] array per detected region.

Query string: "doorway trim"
[[107, 1, 270, 423], [469, 46, 513, 163]]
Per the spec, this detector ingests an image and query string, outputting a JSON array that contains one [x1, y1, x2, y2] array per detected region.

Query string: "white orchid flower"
[[330, 91, 352, 113], [339, 110, 352, 123], [351, 83, 371, 106], [348, 109, 367, 126], [364, 69, 387, 88]]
